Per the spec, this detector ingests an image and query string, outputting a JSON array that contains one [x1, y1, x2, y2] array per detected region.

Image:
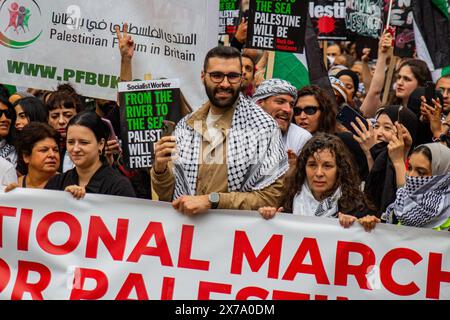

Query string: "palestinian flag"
[[413, 0, 450, 81], [271, 15, 333, 97]]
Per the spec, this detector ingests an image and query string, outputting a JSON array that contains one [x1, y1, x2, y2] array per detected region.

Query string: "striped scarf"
[[172, 94, 289, 200], [0, 139, 15, 162], [383, 173, 450, 228]]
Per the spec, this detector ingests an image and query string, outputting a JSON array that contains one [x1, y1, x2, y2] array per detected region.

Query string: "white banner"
[[0, 188, 449, 300], [0, 0, 219, 108]]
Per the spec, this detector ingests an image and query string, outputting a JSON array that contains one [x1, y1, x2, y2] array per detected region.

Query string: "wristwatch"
[[208, 192, 220, 209]]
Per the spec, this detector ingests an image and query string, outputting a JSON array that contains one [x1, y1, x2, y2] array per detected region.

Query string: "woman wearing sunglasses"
[[0, 95, 17, 165], [293, 85, 337, 135]]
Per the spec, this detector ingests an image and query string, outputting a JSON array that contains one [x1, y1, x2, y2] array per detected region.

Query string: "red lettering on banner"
[[231, 231, 282, 279], [198, 281, 232, 299], [85, 216, 129, 261], [380, 248, 422, 296], [0, 258, 11, 293], [115, 273, 148, 300], [334, 241, 375, 290], [70, 267, 108, 300], [11, 260, 51, 300], [177, 225, 210, 271], [282, 237, 330, 285], [236, 286, 269, 300], [126, 222, 173, 266], [36, 212, 82, 255], [161, 277, 175, 300], [0, 206, 17, 247], [17, 209, 33, 251], [426, 253, 450, 299]]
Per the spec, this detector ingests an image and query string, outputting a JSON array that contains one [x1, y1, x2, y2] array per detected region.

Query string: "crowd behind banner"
[[0, 0, 450, 300]]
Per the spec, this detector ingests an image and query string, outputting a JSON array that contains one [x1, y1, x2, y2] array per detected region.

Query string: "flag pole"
[[382, 0, 395, 106], [386, 0, 393, 30]]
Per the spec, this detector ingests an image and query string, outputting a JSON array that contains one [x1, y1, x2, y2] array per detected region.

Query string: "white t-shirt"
[[283, 123, 312, 155], [0, 157, 17, 186]]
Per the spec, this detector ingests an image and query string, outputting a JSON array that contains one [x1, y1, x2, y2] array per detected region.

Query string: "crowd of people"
[[1, 21, 450, 234]]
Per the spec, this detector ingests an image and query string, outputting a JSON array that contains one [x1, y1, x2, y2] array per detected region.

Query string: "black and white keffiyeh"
[[0, 139, 15, 162], [252, 78, 297, 103], [293, 182, 342, 218], [172, 94, 289, 199], [383, 173, 450, 228]]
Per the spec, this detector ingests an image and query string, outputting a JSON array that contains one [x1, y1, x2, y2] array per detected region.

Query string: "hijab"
[[383, 143, 450, 229], [425, 142, 450, 175]]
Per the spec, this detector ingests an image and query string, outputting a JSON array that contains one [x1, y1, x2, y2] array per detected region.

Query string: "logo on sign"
[[0, 0, 42, 48]]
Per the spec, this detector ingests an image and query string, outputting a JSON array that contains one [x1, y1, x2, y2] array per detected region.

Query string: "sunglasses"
[[293, 106, 320, 116], [0, 109, 13, 120]]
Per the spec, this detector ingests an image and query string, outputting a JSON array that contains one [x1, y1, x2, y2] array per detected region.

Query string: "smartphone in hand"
[[425, 81, 436, 106], [337, 104, 369, 136]]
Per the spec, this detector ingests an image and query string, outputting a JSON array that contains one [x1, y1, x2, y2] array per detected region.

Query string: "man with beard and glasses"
[[151, 46, 288, 216], [253, 78, 311, 157]]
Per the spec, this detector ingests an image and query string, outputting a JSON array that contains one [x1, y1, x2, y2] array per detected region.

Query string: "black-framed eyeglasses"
[[206, 72, 242, 84], [0, 109, 13, 120], [293, 106, 320, 116]]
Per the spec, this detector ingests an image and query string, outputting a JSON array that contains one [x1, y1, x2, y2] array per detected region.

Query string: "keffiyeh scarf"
[[0, 139, 15, 162], [293, 183, 342, 218], [383, 173, 450, 228], [172, 94, 289, 199]]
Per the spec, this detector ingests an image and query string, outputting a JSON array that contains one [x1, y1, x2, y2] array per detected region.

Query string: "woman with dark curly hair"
[[259, 133, 379, 231], [293, 85, 337, 135], [6, 122, 60, 190]]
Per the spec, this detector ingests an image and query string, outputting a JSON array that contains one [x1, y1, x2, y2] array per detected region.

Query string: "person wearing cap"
[[151, 46, 288, 215], [253, 78, 311, 156]]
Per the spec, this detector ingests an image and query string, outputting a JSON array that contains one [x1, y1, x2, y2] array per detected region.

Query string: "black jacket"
[[45, 163, 136, 198]]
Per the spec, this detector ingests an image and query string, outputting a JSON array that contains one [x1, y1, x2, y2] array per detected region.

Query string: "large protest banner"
[[118, 79, 182, 169], [345, 0, 384, 39], [384, 0, 415, 57], [0, 0, 218, 108], [0, 188, 449, 300], [309, 0, 347, 41], [219, 0, 241, 36], [246, 0, 309, 53]]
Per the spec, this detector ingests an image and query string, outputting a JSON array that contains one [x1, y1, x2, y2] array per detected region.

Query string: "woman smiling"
[[45, 111, 135, 198]]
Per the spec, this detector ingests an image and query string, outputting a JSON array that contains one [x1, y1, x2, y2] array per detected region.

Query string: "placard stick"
[[382, 48, 397, 106], [386, 0, 393, 30], [223, 34, 230, 46], [323, 41, 328, 69], [266, 51, 276, 80]]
